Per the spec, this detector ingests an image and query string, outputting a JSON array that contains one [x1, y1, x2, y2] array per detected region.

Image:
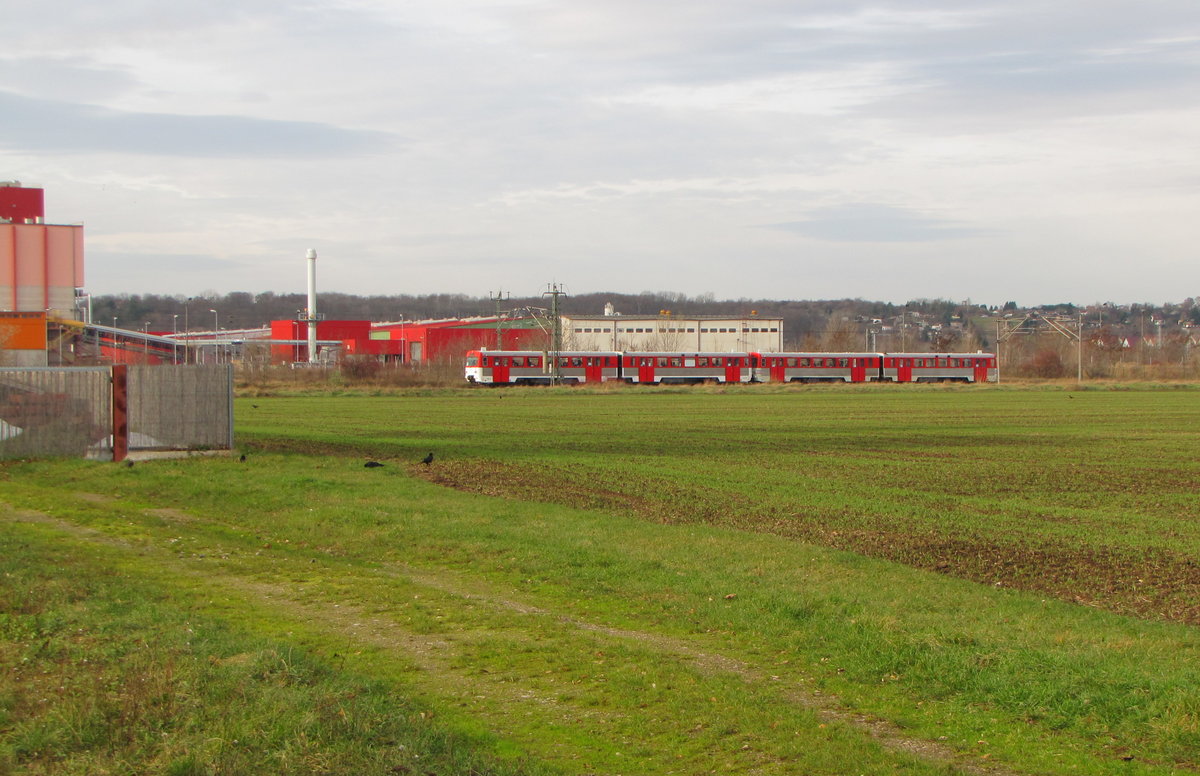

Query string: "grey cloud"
[[767, 203, 982, 243], [0, 90, 392, 158], [0, 56, 138, 103]]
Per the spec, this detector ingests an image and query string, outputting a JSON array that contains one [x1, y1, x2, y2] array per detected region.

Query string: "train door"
[[974, 358, 990, 383], [638, 356, 656, 383], [725, 357, 742, 383], [770, 357, 787, 383], [585, 356, 605, 383], [896, 357, 913, 382], [850, 357, 866, 383], [491, 356, 510, 384]]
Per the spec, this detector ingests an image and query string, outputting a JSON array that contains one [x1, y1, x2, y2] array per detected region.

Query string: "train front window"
[[466, 356, 479, 367]]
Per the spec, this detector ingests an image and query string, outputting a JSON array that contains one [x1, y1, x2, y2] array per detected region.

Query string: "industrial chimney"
[[306, 248, 318, 363]]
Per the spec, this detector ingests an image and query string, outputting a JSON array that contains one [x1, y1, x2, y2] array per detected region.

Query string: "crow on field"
[[239, 453, 247, 462], [364, 461, 385, 468], [421, 452, 435, 465]]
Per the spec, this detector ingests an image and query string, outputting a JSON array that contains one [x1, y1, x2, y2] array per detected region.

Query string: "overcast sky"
[[3, 1, 1198, 306]]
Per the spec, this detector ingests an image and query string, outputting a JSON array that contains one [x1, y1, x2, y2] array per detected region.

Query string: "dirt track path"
[[5, 500, 1028, 776]]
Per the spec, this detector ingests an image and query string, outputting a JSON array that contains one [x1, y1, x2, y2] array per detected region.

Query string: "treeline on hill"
[[94, 291, 988, 345]]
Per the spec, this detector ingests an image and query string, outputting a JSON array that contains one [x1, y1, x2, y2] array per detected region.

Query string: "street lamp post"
[[210, 309, 219, 364]]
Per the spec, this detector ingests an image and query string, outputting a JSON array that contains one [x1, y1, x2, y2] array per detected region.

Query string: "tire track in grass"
[[6, 501, 1026, 776]]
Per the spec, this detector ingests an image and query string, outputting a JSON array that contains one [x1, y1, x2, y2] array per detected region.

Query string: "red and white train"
[[465, 350, 997, 385]]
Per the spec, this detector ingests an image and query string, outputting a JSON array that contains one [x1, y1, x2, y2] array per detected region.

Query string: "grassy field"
[[3, 384, 1200, 774]]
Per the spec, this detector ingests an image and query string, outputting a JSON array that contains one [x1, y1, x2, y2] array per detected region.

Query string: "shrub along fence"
[[0, 365, 233, 461]]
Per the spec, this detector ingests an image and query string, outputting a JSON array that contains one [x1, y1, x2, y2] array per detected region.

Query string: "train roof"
[[758, 351, 884, 358], [884, 352, 995, 358], [468, 349, 621, 356], [621, 351, 753, 357]]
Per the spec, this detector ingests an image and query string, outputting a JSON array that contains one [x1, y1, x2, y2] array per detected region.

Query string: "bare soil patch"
[[418, 460, 1200, 627]]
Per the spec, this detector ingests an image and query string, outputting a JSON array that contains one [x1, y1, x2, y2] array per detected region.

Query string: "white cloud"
[[2, 0, 1199, 305]]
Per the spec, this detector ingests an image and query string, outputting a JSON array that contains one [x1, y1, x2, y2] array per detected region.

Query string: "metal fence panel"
[[0, 365, 232, 460], [0, 367, 111, 459], [126, 365, 233, 451]]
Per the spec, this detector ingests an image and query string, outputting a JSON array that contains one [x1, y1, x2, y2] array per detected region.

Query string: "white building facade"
[[562, 314, 783, 353]]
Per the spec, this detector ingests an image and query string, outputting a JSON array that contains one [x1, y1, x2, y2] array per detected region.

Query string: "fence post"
[[111, 364, 128, 462]]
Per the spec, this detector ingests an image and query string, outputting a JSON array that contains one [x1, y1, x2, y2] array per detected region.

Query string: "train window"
[[697, 357, 708, 366], [798, 358, 808, 367], [712, 357, 723, 366], [658, 357, 668, 366], [571, 357, 582, 367], [530, 357, 541, 367], [839, 358, 849, 367], [670, 357, 682, 367], [513, 356, 525, 366], [466, 356, 479, 367]]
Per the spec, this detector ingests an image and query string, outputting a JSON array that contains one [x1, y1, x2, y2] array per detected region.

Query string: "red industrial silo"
[[0, 182, 45, 224]]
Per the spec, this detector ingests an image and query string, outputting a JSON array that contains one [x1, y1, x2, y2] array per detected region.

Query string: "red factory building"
[[270, 316, 548, 365]]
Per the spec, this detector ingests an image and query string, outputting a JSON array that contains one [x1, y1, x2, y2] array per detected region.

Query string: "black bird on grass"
[[364, 460, 385, 468], [421, 452, 435, 466]]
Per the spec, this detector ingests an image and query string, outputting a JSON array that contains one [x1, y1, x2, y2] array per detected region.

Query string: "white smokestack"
[[306, 248, 317, 363]]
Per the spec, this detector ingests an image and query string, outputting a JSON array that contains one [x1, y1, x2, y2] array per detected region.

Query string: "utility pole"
[[998, 312, 1083, 383], [490, 289, 510, 349], [542, 283, 567, 384]]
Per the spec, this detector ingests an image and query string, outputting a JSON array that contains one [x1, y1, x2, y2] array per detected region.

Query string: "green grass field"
[[3, 384, 1199, 774]]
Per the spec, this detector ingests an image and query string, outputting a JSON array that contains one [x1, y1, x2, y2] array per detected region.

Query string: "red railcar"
[[754, 352, 884, 383], [464, 350, 620, 384], [881, 353, 997, 383], [621, 352, 754, 384]]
